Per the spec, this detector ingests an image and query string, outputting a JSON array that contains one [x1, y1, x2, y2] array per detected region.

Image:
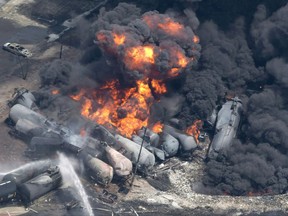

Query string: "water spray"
[[58, 153, 94, 216]]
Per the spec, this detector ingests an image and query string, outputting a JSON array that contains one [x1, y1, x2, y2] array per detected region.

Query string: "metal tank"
[[137, 128, 160, 147], [92, 124, 117, 145], [145, 146, 165, 161], [9, 104, 46, 125], [103, 143, 132, 176], [15, 119, 44, 138], [208, 97, 242, 158], [2, 160, 52, 186], [80, 153, 113, 185], [163, 125, 197, 152], [0, 180, 17, 203], [115, 134, 155, 170], [132, 134, 165, 160], [8, 88, 38, 110], [30, 137, 63, 150], [161, 132, 179, 157], [131, 135, 150, 147], [207, 108, 218, 127], [18, 166, 62, 204]]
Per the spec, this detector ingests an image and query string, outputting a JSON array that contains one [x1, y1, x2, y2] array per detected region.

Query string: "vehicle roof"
[[9, 42, 20, 45]]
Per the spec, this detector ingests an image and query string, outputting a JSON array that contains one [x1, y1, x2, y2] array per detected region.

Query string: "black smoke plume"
[[200, 2, 288, 195], [39, 1, 288, 196], [92, 3, 201, 82]]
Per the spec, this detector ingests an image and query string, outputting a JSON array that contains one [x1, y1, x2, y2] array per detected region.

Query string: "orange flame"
[[193, 35, 200, 44], [70, 89, 85, 101], [124, 45, 155, 71], [143, 15, 184, 37], [158, 17, 184, 36], [96, 13, 200, 79], [51, 89, 59, 95], [151, 121, 164, 133], [186, 119, 202, 143], [71, 79, 159, 138], [96, 31, 123, 54], [112, 33, 126, 46], [164, 46, 190, 77], [84, 13, 201, 137], [96, 32, 107, 43], [151, 79, 167, 94]]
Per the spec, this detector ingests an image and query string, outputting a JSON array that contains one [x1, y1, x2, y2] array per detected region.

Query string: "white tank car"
[[9, 104, 46, 125], [115, 134, 155, 170], [163, 125, 197, 152], [208, 97, 242, 158]]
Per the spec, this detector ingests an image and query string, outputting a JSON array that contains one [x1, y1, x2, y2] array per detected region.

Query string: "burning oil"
[[58, 153, 94, 216]]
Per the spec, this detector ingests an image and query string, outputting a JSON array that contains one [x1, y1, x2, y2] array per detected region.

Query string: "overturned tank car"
[[0, 180, 17, 203], [208, 97, 242, 158], [18, 166, 62, 204], [0, 161, 62, 204]]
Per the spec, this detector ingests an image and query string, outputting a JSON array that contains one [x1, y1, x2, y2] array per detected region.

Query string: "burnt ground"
[[0, 0, 288, 215]]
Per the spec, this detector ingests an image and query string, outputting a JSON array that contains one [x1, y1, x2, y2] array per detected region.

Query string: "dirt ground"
[[0, 1, 288, 216], [0, 4, 45, 167]]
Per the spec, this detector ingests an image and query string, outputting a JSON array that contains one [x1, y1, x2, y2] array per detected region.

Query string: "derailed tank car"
[[18, 166, 62, 204], [2, 160, 52, 186], [0, 161, 62, 204], [8, 88, 38, 110], [80, 152, 114, 185], [208, 97, 242, 158], [0, 180, 17, 203]]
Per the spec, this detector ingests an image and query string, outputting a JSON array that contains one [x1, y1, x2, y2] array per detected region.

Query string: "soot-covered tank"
[[18, 166, 62, 204], [208, 97, 242, 158], [0, 180, 17, 203]]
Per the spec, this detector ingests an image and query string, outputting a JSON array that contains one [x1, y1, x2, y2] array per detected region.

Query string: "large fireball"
[[72, 10, 201, 138]]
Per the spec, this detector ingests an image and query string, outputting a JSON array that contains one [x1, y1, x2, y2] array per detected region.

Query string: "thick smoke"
[[201, 2, 288, 195], [180, 17, 264, 122], [38, 0, 288, 196], [39, 59, 99, 90], [91, 3, 201, 81], [251, 3, 288, 61]]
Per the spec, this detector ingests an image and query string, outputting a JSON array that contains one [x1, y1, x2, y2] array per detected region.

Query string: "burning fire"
[[168, 49, 190, 77], [73, 11, 201, 138], [71, 79, 166, 138], [51, 89, 59, 95], [70, 89, 85, 101], [186, 119, 202, 142], [143, 15, 184, 37], [96, 12, 200, 79], [151, 121, 164, 133], [151, 79, 167, 94], [193, 35, 200, 44], [124, 45, 155, 72], [112, 33, 126, 46]]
